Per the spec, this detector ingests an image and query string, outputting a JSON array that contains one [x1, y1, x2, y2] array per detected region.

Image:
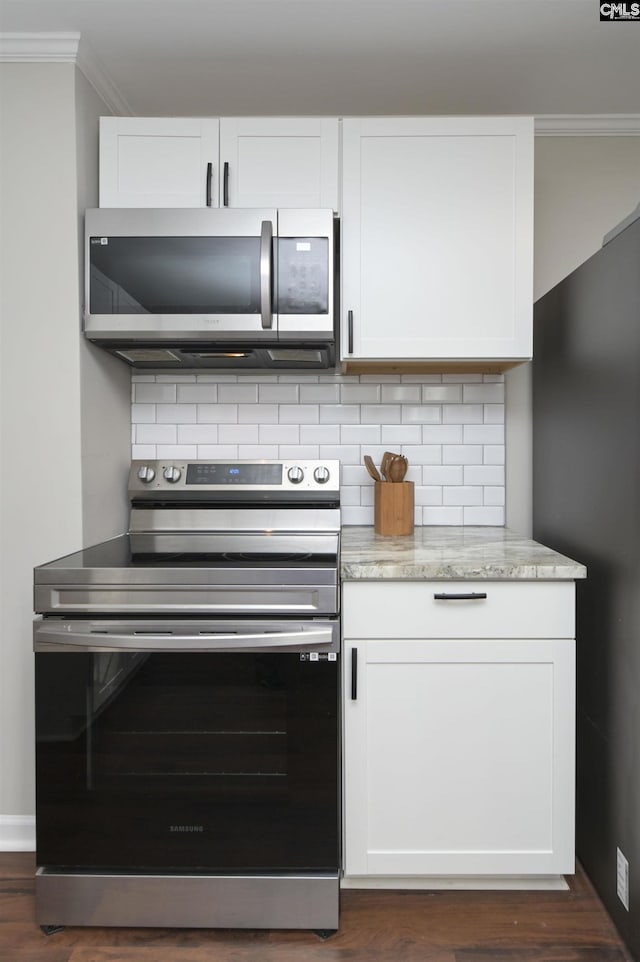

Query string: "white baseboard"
[[0, 815, 36, 852], [341, 874, 569, 891]]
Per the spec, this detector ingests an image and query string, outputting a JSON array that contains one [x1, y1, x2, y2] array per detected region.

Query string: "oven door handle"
[[34, 624, 336, 652]]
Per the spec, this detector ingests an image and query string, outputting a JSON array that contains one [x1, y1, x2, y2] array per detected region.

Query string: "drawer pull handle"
[[351, 647, 358, 700], [433, 592, 488, 601]]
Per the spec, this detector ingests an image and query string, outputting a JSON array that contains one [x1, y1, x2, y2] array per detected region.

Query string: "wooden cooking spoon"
[[364, 454, 382, 482], [380, 451, 395, 481], [388, 456, 408, 483]]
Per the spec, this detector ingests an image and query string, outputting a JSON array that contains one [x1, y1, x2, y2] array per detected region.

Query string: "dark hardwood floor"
[[0, 854, 632, 962]]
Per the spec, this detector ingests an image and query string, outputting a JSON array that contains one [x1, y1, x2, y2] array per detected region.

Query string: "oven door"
[[34, 618, 340, 874]]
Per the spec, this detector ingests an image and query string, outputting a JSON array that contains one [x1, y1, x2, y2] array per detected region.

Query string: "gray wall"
[[505, 134, 640, 538], [0, 63, 129, 844]]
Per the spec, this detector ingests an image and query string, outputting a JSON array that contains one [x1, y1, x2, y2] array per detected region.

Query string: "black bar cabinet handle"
[[433, 592, 488, 601], [223, 161, 229, 207], [206, 162, 213, 207], [348, 310, 354, 354], [351, 647, 358, 700]]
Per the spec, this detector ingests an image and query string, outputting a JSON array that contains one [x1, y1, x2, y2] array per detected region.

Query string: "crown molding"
[[535, 115, 640, 136], [0, 31, 80, 61], [0, 32, 132, 115]]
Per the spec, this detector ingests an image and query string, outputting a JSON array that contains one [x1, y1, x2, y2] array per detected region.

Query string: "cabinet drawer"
[[343, 581, 575, 639]]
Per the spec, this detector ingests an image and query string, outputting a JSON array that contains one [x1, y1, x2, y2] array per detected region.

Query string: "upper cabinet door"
[[99, 118, 220, 207], [219, 118, 340, 210], [341, 117, 534, 365]]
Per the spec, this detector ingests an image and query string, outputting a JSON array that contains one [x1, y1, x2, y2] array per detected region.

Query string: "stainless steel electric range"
[[33, 460, 341, 934]]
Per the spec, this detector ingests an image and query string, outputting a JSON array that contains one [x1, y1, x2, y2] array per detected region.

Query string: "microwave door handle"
[[260, 219, 273, 329]]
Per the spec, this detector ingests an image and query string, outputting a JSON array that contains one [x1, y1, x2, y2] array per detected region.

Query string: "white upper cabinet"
[[99, 117, 340, 211], [218, 118, 339, 209], [341, 117, 534, 366], [99, 117, 220, 208]]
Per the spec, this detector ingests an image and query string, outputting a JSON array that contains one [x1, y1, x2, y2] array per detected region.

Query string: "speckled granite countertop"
[[340, 526, 587, 581]]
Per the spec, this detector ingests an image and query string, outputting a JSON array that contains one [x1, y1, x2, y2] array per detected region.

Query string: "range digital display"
[[185, 463, 283, 485]]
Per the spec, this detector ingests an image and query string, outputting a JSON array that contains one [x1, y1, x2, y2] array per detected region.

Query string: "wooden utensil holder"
[[374, 481, 414, 536]]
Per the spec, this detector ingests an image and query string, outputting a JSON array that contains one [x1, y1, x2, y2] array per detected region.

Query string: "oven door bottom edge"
[[35, 868, 339, 930]]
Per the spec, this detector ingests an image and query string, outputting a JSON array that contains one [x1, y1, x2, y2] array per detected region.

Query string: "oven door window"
[[35, 651, 339, 872]]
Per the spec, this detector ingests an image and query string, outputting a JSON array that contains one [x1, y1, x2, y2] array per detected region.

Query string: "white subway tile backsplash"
[[320, 404, 359, 424], [443, 373, 483, 383], [300, 424, 340, 444], [156, 444, 198, 459], [341, 506, 374, 525], [483, 445, 506, 464], [197, 404, 238, 423], [238, 404, 278, 423], [341, 464, 370, 486], [134, 383, 177, 403], [219, 423, 259, 444], [401, 445, 443, 465], [177, 424, 219, 444], [132, 444, 156, 459], [401, 405, 441, 424], [463, 424, 504, 445], [339, 486, 362, 506], [443, 404, 483, 424], [463, 506, 505, 525], [463, 465, 505, 486], [279, 445, 320, 459], [136, 424, 177, 444], [361, 404, 401, 424], [484, 486, 506, 506], [129, 372, 505, 527], [423, 506, 464, 525], [443, 445, 483, 465], [157, 404, 196, 423], [380, 424, 422, 445], [319, 445, 360, 464], [484, 404, 505, 424], [197, 444, 238, 458], [299, 383, 341, 403], [132, 404, 156, 423], [421, 425, 463, 444], [422, 384, 463, 403], [259, 424, 301, 444], [423, 465, 464, 485], [341, 424, 381, 445], [238, 445, 279, 459], [443, 486, 483, 506], [341, 384, 381, 403], [415, 486, 443, 506], [281, 404, 320, 424], [218, 384, 259, 403], [177, 384, 218, 403], [381, 385, 421, 403], [258, 384, 299, 403]]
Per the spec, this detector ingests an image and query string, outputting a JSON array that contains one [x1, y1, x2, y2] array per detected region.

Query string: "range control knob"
[[137, 465, 156, 484], [313, 465, 331, 485], [163, 465, 182, 484], [287, 465, 305, 485]]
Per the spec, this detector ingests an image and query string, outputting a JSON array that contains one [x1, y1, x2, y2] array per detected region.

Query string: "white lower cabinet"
[[342, 581, 576, 879]]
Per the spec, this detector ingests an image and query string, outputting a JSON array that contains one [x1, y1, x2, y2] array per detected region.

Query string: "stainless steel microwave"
[[84, 208, 338, 370]]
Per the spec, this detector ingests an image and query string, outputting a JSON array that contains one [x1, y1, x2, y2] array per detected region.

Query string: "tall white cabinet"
[[340, 117, 534, 366], [342, 580, 576, 880], [99, 116, 340, 210]]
